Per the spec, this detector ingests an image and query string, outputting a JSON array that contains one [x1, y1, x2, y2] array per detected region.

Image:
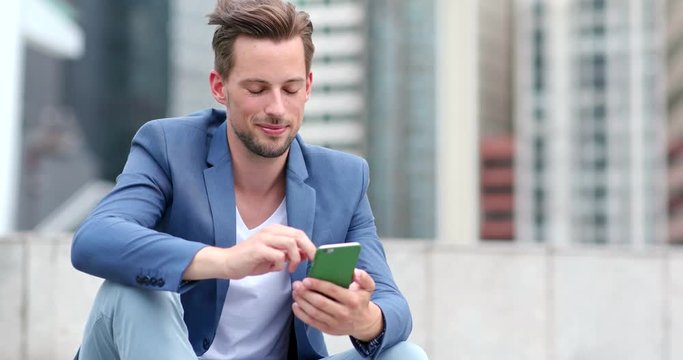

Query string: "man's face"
[[211, 36, 312, 159]]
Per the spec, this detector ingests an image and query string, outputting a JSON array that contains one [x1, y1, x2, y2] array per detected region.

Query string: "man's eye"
[[284, 88, 299, 95], [248, 89, 264, 95]]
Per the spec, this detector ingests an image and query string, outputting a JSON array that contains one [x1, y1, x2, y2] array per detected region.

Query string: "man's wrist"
[[183, 246, 231, 280], [351, 302, 384, 341], [350, 304, 386, 357]]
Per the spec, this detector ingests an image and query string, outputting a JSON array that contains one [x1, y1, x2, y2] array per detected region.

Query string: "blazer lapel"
[[287, 139, 327, 360], [203, 121, 235, 321], [286, 136, 316, 282]]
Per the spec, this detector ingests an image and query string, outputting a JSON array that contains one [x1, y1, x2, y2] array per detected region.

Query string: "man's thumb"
[[353, 269, 375, 291]]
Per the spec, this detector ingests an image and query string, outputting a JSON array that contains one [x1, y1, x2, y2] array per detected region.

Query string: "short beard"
[[232, 119, 295, 158]]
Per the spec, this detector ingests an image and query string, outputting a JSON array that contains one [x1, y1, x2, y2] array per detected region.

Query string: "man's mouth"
[[257, 124, 288, 136]]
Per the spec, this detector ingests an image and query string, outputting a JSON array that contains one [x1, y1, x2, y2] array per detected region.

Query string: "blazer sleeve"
[[345, 159, 413, 358], [71, 120, 207, 293]]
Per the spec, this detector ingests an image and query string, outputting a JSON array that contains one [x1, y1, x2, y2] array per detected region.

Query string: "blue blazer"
[[71, 109, 412, 359]]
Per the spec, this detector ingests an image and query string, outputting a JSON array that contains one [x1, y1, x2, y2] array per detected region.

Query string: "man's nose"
[[265, 91, 286, 118]]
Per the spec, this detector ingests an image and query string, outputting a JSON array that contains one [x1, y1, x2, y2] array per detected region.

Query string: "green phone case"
[[308, 242, 361, 288]]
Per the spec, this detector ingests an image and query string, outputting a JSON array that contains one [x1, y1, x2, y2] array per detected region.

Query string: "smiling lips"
[[257, 123, 288, 136]]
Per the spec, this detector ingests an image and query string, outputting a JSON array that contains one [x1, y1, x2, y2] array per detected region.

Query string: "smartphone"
[[307, 242, 361, 288]]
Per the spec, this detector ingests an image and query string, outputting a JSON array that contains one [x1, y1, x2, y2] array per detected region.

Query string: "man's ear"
[[210, 70, 228, 105], [305, 71, 313, 101]]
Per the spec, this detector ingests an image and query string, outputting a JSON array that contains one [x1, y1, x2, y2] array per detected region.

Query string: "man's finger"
[[263, 225, 316, 260], [260, 234, 302, 271], [289, 229, 316, 260], [292, 303, 331, 334], [352, 269, 376, 292], [302, 277, 348, 302], [260, 246, 287, 273], [292, 290, 337, 325], [284, 238, 301, 273]]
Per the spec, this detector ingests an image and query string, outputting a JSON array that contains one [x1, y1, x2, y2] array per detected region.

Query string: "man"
[[71, 0, 426, 359]]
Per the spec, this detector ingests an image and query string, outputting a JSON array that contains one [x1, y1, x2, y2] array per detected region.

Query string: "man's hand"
[[183, 224, 316, 280], [292, 269, 384, 341]]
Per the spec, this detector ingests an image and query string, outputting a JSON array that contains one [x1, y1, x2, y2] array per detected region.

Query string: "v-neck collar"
[[235, 198, 287, 232]]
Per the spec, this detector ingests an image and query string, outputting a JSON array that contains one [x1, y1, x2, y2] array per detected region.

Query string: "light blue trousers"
[[79, 280, 428, 360]]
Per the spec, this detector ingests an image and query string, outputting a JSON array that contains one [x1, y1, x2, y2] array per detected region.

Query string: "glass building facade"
[[365, 0, 436, 238], [16, 0, 170, 229]]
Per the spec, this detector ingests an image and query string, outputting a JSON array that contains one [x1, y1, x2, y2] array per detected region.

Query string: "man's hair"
[[208, 0, 315, 78]]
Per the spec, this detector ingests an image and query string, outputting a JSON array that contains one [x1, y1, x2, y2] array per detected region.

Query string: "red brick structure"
[[480, 136, 515, 240]]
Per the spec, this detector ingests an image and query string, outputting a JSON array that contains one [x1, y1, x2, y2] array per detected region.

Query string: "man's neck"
[[228, 132, 287, 228], [226, 127, 287, 199], [233, 156, 287, 196]]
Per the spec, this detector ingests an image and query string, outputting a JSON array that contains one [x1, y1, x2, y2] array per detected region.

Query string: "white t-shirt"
[[200, 199, 292, 360]]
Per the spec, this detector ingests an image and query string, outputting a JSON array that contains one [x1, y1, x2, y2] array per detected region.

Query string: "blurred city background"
[[3, 0, 683, 359]]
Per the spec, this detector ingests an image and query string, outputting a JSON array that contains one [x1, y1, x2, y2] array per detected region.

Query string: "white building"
[[515, 0, 667, 245], [293, 0, 367, 154]]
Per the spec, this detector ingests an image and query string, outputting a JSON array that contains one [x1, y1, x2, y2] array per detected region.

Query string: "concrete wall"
[[2, 234, 683, 359], [0, 233, 102, 359]]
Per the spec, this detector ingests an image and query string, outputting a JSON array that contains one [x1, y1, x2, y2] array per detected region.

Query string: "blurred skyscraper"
[[667, 0, 683, 243], [292, 0, 367, 154], [479, 0, 516, 240], [3, 0, 90, 231], [67, 0, 170, 182], [365, 0, 436, 238], [3, 0, 171, 231], [479, 0, 516, 138], [169, 0, 217, 116], [516, 0, 667, 245]]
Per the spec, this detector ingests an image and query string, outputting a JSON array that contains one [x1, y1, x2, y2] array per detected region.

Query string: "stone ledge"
[[3, 234, 683, 359]]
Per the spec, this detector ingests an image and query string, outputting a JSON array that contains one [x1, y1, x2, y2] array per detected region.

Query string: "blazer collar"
[[286, 134, 309, 182], [206, 112, 230, 167], [285, 136, 316, 282]]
